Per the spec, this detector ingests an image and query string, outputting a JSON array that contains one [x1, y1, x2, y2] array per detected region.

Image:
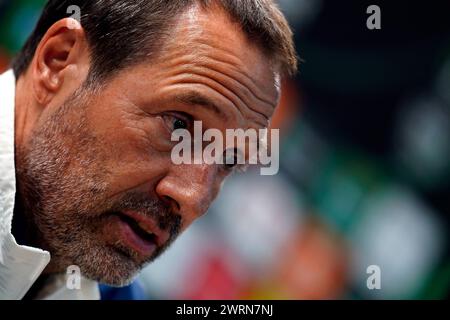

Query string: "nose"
[[155, 164, 220, 228]]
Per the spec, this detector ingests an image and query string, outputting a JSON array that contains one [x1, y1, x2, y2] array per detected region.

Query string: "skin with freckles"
[[14, 4, 280, 286]]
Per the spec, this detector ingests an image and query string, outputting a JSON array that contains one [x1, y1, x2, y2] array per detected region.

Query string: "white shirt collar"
[[0, 70, 100, 300]]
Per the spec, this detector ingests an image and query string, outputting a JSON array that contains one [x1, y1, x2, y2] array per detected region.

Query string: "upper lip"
[[120, 210, 170, 247]]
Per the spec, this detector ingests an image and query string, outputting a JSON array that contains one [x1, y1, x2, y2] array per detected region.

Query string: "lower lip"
[[115, 215, 157, 257]]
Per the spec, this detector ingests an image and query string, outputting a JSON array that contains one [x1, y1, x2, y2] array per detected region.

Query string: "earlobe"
[[32, 66, 52, 105], [31, 18, 85, 105]]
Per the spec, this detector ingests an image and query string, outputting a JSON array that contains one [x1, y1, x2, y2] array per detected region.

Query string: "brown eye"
[[173, 118, 187, 130], [162, 113, 191, 133]]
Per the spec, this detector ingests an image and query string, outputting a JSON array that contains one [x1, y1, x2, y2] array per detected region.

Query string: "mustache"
[[107, 191, 182, 241]]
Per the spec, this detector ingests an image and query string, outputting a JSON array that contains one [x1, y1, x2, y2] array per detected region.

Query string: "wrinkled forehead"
[[157, 4, 281, 121]]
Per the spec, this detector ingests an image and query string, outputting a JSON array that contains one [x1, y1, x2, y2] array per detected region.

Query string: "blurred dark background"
[[1, 0, 449, 299]]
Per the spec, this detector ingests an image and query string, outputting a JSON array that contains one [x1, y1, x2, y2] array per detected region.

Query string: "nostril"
[[161, 195, 180, 212]]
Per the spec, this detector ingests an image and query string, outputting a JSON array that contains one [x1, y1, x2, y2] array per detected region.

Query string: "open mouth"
[[118, 213, 157, 245], [110, 208, 171, 259], [112, 210, 168, 258]]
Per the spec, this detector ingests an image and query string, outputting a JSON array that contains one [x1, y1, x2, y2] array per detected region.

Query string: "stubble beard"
[[15, 87, 180, 287]]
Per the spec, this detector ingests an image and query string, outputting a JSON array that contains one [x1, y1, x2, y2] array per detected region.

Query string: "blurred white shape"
[[350, 186, 444, 299], [395, 95, 450, 187], [210, 170, 304, 276]]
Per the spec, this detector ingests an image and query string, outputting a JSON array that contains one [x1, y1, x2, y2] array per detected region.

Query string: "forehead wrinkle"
[[164, 72, 251, 122], [166, 65, 270, 126], [160, 81, 243, 126], [174, 91, 226, 119], [194, 60, 274, 123], [200, 55, 277, 116], [161, 52, 276, 122], [157, 4, 277, 126], [177, 33, 278, 110], [166, 11, 277, 104]]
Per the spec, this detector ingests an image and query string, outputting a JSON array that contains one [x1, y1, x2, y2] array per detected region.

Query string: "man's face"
[[16, 6, 279, 286]]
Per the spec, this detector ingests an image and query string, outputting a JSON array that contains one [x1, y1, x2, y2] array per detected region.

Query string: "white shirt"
[[0, 70, 100, 300]]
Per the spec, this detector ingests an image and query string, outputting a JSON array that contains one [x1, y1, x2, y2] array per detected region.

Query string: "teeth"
[[138, 221, 153, 235]]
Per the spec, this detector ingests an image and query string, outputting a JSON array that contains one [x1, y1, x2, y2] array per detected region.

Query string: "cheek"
[[84, 102, 174, 193]]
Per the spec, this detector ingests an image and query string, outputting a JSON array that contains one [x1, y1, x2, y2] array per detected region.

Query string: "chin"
[[69, 244, 144, 287]]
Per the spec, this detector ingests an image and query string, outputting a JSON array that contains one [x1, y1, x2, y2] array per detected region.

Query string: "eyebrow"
[[174, 91, 228, 120]]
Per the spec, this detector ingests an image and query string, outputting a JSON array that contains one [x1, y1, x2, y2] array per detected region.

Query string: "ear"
[[31, 18, 89, 105]]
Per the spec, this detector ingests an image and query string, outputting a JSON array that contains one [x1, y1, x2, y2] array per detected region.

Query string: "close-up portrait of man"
[[0, 0, 297, 300], [3, 0, 449, 305]]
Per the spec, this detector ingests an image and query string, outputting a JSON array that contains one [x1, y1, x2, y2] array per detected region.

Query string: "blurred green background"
[[1, 0, 449, 299]]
